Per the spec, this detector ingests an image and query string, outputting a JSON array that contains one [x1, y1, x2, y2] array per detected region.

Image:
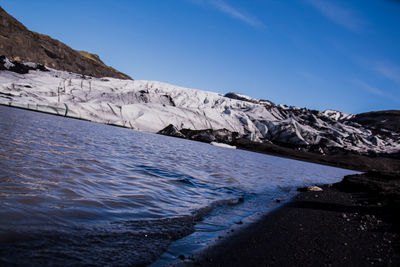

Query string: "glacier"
[[0, 57, 399, 155]]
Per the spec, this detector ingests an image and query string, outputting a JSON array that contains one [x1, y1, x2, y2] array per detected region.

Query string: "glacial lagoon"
[[0, 105, 357, 265]]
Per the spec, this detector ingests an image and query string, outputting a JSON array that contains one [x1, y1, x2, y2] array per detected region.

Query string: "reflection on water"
[[0, 106, 357, 265]]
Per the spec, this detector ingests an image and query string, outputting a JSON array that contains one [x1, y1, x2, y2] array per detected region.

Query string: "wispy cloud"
[[298, 71, 325, 84], [189, 0, 264, 28], [352, 56, 400, 87], [352, 79, 386, 97], [352, 79, 400, 103], [304, 0, 365, 32], [375, 62, 400, 86]]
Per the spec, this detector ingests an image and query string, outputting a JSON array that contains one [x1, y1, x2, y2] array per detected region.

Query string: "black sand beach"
[[234, 138, 400, 173], [177, 171, 400, 266]]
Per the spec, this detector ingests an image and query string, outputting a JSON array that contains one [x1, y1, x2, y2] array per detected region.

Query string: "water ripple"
[[0, 106, 358, 265]]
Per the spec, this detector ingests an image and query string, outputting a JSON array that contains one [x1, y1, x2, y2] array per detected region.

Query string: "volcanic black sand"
[[234, 138, 400, 173], [176, 171, 400, 267]]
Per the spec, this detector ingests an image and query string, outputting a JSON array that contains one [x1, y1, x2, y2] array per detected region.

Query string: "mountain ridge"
[[351, 110, 400, 133], [0, 6, 131, 80]]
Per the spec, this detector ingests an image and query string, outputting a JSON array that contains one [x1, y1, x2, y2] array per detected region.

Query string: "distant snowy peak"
[[224, 92, 293, 109], [323, 109, 355, 121], [0, 57, 399, 156]]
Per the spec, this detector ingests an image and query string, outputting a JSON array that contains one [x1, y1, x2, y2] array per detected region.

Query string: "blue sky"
[[1, 0, 399, 113]]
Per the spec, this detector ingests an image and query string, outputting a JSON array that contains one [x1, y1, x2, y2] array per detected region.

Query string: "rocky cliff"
[[0, 6, 131, 80]]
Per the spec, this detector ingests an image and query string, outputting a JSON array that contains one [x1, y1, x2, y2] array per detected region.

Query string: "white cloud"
[[375, 62, 400, 86], [352, 79, 400, 103], [352, 80, 385, 97], [304, 0, 365, 32], [352, 57, 400, 87], [298, 71, 324, 84], [188, 0, 264, 28]]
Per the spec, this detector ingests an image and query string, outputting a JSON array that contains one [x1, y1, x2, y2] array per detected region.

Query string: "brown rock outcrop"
[[0, 6, 131, 80]]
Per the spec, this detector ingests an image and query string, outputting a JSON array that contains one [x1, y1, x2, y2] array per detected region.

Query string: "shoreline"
[[233, 139, 400, 173], [174, 171, 400, 266], [2, 104, 399, 174], [1, 105, 399, 265]]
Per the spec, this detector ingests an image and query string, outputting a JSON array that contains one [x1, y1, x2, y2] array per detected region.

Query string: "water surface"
[[0, 106, 357, 265]]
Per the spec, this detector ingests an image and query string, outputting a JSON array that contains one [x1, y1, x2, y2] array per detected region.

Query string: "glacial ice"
[[0, 60, 399, 155]]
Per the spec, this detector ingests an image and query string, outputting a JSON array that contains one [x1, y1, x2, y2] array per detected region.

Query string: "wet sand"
[[178, 172, 400, 266]]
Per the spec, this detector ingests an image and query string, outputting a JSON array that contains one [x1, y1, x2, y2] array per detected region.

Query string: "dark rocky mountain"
[[351, 110, 400, 133], [0, 6, 131, 80]]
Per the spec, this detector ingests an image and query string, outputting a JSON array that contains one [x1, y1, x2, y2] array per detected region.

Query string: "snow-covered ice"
[[0, 59, 399, 155]]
